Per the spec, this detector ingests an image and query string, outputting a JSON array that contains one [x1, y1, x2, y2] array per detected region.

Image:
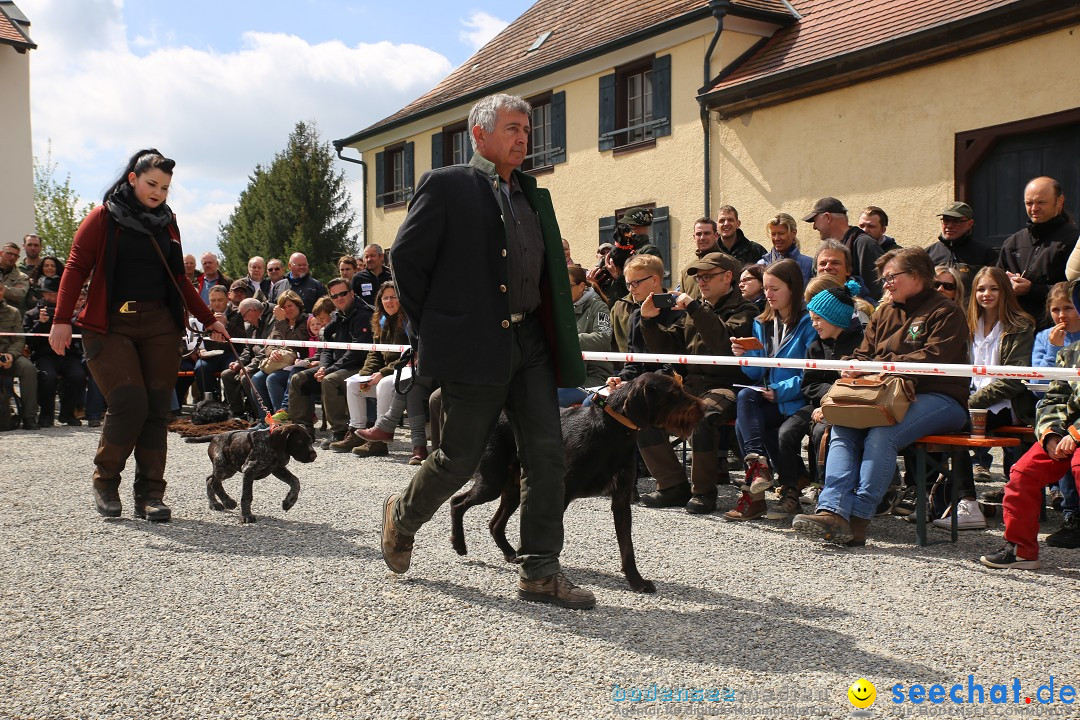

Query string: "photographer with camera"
[[24, 275, 86, 426], [590, 208, 662, 354]]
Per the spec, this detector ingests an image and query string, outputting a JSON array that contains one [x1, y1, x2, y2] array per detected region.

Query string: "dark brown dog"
[[449, 372, 704, 593], [187, 423, 318, 523]]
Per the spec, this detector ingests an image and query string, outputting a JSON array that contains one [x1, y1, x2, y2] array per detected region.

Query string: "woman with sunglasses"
[[793, 247, 970, 546], [933, 265, 966, 307], [49, 149, 226, 522]]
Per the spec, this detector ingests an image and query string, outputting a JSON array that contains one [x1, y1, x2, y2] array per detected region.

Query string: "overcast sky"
[[20, 0, 532, 259]]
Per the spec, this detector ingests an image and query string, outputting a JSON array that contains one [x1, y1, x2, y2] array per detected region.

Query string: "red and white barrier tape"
[[0, 331, 1075, 382]]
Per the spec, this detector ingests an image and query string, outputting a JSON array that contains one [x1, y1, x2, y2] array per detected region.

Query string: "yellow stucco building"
[[335, 0, 1080, 281], [0, 2, 36, 246]]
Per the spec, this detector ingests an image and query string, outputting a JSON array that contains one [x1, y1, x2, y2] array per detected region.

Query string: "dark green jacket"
[[391, 153, 584, 386], [969, 322, 1036, 426]]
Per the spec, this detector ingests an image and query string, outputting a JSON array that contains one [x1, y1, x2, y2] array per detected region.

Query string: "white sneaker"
[[933, 497, 987, 530]]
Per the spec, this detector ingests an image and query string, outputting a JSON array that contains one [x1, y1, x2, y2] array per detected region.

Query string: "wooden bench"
[[910, 434, 1021, 546]]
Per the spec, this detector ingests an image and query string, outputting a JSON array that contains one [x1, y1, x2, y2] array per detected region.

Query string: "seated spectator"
[[559, 266, 613, 407], [1028, 281, 1080, 549], [280, 252, 326, 313], [933, 265, 966, 307], [270, 295, 333, 423], [197, 252, 231, 304], [241, 256, 271, 300], [633, 252, 757, 514], [183, 253, 201, 287], [814, 240, 877, 310], [678, 217, 721, 301], [287, 278, 371, 445], [793, 247, 971, 546], [978, 289, 1080, 568], [26, 255, 64, 307], [729, 259, 816, 519], [758, 213, 813, 283], [960, 267, 1036, 525], [1, 242, 31, 312], [336, 282, 433, 463], [0, 282, 39, 429], [193, 285, 232, 400], [927, 202, 993, 297], [351, 245, 392, 311], [221, 297, 275, 419], [24, 276, 86, 426], [225, 280, 254, 338], [250, 290, 309, 418], [738, 264, 766, 312]]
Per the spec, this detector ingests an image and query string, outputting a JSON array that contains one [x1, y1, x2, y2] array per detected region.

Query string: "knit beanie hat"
[[807, 279, 859, 329]]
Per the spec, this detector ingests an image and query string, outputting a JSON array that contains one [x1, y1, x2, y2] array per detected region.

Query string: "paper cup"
[[970, 409, 988, 438]]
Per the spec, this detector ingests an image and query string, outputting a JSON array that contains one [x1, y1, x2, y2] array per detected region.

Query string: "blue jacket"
[[759, 246, 813, 284], [739, 310, 816, 415], [1033, 326, 1080, 368]]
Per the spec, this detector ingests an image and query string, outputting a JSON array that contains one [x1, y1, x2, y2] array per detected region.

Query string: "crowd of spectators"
[[3, 175, 1079, 567]]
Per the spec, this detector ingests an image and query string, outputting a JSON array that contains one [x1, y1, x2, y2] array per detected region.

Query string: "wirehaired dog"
[[449, 372, 704, 592], [187, 423, 317, 523]]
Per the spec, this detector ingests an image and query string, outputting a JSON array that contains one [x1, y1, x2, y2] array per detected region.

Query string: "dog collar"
[[591, 392, 639, 431]]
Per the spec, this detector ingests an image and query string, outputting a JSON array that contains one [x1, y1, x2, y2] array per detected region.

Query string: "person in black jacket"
[[805, 196, 884, 301], [286, 278, 370, 443], [926, 202, 995, 295], [716, 205, 767, 266], [351, 244, 393, 311], [25, 275, 86, 426], [997, 176, 1078, 329]]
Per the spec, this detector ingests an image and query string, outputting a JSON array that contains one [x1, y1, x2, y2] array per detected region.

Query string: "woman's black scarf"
[[106, 184, 174, 236]]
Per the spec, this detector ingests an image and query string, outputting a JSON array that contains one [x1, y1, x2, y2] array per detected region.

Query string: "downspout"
[[701, 0, 730, 218], [334, 143, 368, 248]]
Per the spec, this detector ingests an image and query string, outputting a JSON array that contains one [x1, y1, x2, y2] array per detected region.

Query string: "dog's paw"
[[450, 534, 468, 556], [282, 495, 297, 511], [208, 500, 225, 512], [222, 497, 237, 510], [629, 578, 656, 594], [241, 514, 257, 524], [504, 553, 522, 564]]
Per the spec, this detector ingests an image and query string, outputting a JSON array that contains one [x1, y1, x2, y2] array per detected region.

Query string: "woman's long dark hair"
[[28, 256, 64, 285], [103, 148, 176, 203]]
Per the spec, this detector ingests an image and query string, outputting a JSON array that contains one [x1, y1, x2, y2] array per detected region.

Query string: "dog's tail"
[[183, 435, 219, 443]]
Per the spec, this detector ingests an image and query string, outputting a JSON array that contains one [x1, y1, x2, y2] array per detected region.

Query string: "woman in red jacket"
[[49, 149, 226, 521]]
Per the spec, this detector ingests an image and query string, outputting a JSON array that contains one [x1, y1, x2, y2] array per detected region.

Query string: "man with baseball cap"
[[805, 197, 884, 301], [926, 201, 994, 295], [631, 251, 758, 514]]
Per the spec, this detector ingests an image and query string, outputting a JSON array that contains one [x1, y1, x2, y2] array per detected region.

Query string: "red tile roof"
[[0, 1, 35, 51], [337, 0, 795, 146], [705, 0, 1069, 104]]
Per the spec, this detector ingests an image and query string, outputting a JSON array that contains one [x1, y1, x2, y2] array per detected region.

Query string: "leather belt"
[[115, 300, 164, 314]]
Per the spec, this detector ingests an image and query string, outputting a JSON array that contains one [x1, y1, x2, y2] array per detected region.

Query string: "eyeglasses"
[[694, 271, 726, 283], [268, 267, 283, 273], [933, 281, 956, 291], [941, 217, 970, 225], [882, 271, 910, 285], [330, 290, 351, 300], [626, 275, 657, 289]]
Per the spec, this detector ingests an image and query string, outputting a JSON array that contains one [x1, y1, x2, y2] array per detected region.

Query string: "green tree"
[[218, 121, 357, 281], [33, 142, 94, 260]]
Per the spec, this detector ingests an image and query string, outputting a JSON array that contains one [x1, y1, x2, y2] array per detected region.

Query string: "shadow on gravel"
[[116, 516, 381, 560], [407, 576, 937, 678]]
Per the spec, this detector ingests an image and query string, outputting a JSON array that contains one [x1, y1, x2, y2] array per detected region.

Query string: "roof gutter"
[[334, 4, 794, 149], [700, 0, 731, 218], [333, 143, 368, 249]]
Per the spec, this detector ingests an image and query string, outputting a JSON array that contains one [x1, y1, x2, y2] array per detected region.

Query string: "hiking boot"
[[330, 429, 366, 453], [357, 426, 394, 443], [685, 492, 717, 514], [380, 493, 413, 574], [21, 417, 39, 431], [134, 497, 172, 522], [1046, 515, 1080, 549], [792, 510, 853, 544], [972, 464, 991, 482], [846, 516, 871, 547], [518, 572, 596, 610], [638, 482, 691, 508], [744, 453, 773, 494], [876, 486, 900, 516], [352, 441, 388, 457], [723, 491, 767, 521], [408, 446, 428, 466], [93, 487, 122, 518], [979, 542, 1040, 570], [320, 430, 346, 450], [932, 498, 986, 530], [774, 491, 801, 518]]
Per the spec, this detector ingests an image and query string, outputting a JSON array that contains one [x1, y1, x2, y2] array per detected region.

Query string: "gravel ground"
[[2, 424, 1079, 720]]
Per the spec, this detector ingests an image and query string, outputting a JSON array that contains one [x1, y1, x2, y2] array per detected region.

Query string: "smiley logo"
[[847, 678, 876, 709]]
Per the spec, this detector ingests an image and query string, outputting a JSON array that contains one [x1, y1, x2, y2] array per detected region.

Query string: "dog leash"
[[587, 390, 639, 431]]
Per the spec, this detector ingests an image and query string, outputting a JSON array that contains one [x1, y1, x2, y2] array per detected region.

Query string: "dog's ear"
[[618, 375, 654, 428]]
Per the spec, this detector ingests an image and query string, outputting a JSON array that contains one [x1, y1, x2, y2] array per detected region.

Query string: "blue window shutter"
[[598, 73, 616, 151], [652, 55, 671, 138], [404, 142, 415, 201], [466, 135, 474, 162], [599, 215, 616, 247], [550, 91, 566, 165], [652, 206, 671, 284], [431, 132, 443, 169], [374, 150, 385, 208]]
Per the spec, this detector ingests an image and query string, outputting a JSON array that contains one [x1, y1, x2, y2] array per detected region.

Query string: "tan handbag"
[[259, 348, 297, 374], [820, 374, 915, 428]]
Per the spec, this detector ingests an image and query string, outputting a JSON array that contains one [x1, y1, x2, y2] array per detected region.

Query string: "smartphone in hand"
[[732, 337, 764, 351], [651, 293, 677, 309]]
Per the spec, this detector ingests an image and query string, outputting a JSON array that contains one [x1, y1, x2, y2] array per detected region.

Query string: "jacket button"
[[501, 320, 510, 329], [499, 284, 507, 293], [501, 249, 507, 257]]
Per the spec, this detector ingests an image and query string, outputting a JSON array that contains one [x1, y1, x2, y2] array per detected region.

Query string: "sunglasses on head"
[[934, 281, 956, 291]]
